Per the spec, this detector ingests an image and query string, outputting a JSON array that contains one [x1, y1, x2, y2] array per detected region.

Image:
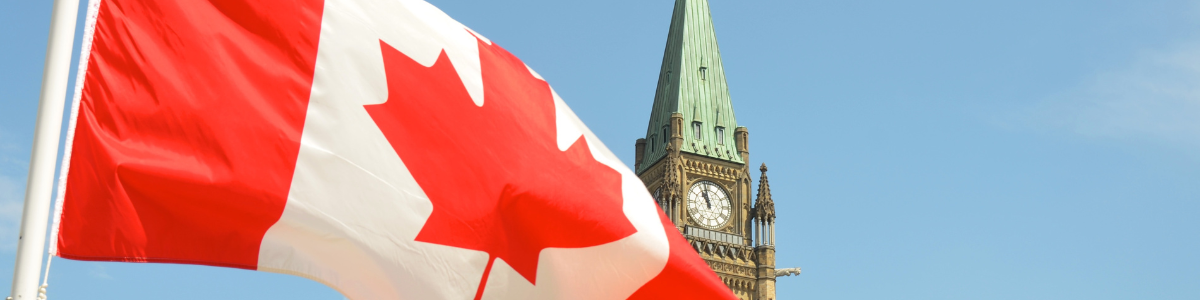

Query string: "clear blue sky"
[[3, 0, 1200, 299]]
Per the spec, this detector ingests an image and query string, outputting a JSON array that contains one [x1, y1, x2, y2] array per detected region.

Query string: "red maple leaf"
[[364, 38, 637, 295]]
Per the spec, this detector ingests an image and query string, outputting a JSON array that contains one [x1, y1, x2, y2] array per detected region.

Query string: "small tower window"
[[662, 126, 669, 144], [716, 127, 726, 145], [700, 67, 708, 80], [650, 135, 657, 151], [693, 122, 702, 139]]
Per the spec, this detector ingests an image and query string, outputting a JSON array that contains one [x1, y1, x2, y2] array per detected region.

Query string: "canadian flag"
[[50, 0, 735, 299]]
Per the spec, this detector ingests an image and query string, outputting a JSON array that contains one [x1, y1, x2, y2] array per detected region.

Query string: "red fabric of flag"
[[56, 0, 324, 269]]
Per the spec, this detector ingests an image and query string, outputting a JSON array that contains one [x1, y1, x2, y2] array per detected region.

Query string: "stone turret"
[[753, 163, 777, 300]]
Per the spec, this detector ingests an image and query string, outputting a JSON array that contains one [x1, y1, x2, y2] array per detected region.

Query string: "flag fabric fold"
[[51, 0, 737, 299]]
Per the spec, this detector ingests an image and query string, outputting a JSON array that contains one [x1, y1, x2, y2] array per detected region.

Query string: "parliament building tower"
[[634, 0, 780, 299]]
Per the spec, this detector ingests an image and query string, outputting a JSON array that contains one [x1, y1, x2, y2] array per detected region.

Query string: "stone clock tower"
[[634, 0, 781, 299]]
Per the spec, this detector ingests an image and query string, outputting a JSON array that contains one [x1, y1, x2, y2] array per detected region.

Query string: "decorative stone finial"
[[755, 163, 775, 220]]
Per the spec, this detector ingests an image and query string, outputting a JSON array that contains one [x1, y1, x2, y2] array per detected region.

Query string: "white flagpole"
[[9, 0, 81, 298]]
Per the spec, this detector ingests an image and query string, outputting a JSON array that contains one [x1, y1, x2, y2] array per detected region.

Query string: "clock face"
[[687, 181, 732, 229]]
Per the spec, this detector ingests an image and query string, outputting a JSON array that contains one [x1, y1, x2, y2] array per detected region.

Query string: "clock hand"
[[702, 190, 711, 209]]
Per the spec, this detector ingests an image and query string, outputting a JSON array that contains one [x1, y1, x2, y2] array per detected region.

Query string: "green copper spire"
[[638, 0, 742, 173]]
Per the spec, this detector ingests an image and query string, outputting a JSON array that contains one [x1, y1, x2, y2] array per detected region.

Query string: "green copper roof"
[[639, 0, 742, 173]]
